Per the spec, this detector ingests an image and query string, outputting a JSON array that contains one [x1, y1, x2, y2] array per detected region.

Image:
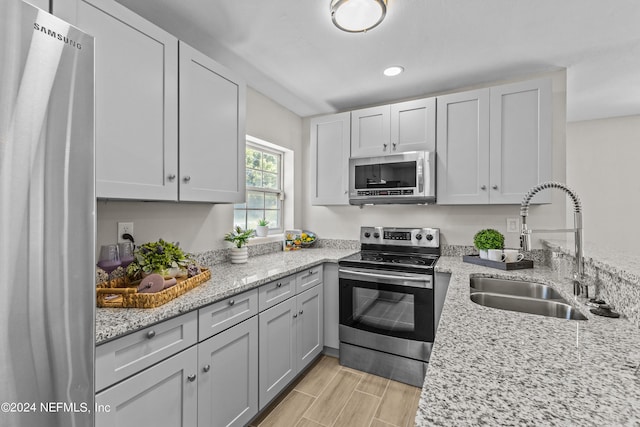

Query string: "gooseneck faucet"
[[520, 182, 587, 298]]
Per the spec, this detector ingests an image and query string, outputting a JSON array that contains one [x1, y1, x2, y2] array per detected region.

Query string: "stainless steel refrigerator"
[[0, 1, 95, 426]]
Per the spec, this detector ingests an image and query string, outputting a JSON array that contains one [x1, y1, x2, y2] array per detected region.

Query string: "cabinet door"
[[95, 346, 197, 427], [310, 113, 350, 205], [198, 317, 258, 427], [258, 297, 297, 409], [296, 284, 324, 371], [55, 0, 179, 201], [390, 98, 436, 153], [489, 79, 552, 204], [351, 105, 391, 157], [179, 42, 246, 203], [436, 89, 490, 205]]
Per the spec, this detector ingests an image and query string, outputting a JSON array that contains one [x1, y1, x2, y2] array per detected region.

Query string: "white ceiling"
[[117, 0, 640, 122]]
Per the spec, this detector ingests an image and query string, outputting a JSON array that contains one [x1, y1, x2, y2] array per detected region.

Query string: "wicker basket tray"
[[96, 268, 211, 308]]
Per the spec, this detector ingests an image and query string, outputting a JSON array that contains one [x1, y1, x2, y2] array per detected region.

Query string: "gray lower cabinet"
[[258, 284, 324, 409], [258, 296, 297, 408], [95, 346, 198, 427], [198, 316, 258, 427]]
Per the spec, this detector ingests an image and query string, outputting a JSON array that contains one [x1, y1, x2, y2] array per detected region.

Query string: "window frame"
[[234, 139, 285, 235]]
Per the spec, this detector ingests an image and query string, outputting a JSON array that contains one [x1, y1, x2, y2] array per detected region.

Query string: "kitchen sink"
[[469, 277, 587, 320], [470, 277, 563, 300], [470, 292, 588, 320]]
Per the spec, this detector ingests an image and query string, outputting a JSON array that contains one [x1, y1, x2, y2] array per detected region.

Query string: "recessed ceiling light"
[[383, 66, 404, 77]]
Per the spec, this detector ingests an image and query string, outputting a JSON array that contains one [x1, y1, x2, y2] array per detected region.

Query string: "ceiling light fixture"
[[383, 66, 404, 77], [330, 0, 387, 33]]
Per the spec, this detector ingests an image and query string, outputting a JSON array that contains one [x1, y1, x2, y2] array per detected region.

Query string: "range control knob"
[[426, 234, 434, 241], [415, 234, 423, 240], [373, 232, 380, 238], [364, 232, 371, 238]]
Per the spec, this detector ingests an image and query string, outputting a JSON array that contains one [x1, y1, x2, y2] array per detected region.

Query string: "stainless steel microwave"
[[349, 151, 435, 205]]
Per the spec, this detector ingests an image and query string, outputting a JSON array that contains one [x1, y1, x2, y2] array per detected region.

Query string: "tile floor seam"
[[370, 380, 392, 427], [298, 359, 342, 424], [327, 382, 359, 427]]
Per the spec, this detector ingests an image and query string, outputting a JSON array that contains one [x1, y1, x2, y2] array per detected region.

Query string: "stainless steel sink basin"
[[470, 292, 588, 320], [470, 277, 563, 300], [469, 277, 587, 320]]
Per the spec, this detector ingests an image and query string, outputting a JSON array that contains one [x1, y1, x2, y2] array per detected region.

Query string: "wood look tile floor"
[[249, 356, 421, 427]]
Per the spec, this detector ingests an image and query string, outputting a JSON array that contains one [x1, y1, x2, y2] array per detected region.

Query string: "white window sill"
[[247, 234, 284, 245]]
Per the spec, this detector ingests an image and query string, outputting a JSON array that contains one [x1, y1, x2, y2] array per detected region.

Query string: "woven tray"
[[96, 268, 211, 308]]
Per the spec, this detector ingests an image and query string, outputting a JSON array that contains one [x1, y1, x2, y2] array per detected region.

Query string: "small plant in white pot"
[[473, 229, 505, 259], [224, 226, 254, 264], [255, 219, 270, 237]]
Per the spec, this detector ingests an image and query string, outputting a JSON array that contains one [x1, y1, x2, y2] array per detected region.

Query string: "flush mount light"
[[383, 66, 404, 77], [330, 0, 387, 33]]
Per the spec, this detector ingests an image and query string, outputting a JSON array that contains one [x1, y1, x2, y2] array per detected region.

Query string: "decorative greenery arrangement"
[[257, 218, 269, 227], [126, 239, 195, 280], [224, 226, 255, 248], [473, 229, 505, 250]]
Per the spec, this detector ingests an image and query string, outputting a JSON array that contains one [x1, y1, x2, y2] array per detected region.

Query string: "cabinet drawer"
[[95, 311, 198, 392], [198, 289, 258, 341], [296, 265, 323, 294], [258, 275, 296, 311]]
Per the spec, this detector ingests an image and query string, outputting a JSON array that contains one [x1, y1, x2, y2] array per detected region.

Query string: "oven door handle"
[[339, 267, 432, 289]]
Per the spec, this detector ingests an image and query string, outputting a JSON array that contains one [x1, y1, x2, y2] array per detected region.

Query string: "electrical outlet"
[[506, 217, 519, 233], [117, 222, 134, 243]]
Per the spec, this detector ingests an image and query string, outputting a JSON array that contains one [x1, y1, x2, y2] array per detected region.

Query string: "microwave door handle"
[[418, 160, 424, 193]]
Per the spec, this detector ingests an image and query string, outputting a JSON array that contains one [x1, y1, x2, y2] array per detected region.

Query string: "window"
[[234, 139, 284, 233]]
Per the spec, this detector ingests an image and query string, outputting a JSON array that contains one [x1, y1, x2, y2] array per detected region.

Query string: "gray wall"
[[566, 114, 640, 251]]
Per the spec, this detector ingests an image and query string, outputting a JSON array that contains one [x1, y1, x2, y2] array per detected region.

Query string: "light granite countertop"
[[416, 256, 640, 426], [95, 247, 358, 344]]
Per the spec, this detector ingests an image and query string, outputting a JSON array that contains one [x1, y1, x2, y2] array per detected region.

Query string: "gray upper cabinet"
[[179, 42, 246, 203], [351, 98, 436, 157], [55, 0, 179, 201], [437, 78, 552, 204], [436, 88, 490, 204], [54, 0, 246, 203], [310, 112, 351, 205]]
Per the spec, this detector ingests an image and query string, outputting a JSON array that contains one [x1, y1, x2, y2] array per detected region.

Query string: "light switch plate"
[[506, 218, 519, 233]]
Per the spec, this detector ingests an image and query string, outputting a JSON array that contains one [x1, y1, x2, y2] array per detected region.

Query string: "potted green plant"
[[126, 239, 191, 281], [224, 226, 255, 264], [255, 219, 270, 237], [473, 229, 505, 259]]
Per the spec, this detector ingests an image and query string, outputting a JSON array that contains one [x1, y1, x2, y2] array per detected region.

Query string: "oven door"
[[338, 266, 434, 342]]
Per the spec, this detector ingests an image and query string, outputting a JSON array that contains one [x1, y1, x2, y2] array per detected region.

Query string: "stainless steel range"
[[338, 226, 446, 387]]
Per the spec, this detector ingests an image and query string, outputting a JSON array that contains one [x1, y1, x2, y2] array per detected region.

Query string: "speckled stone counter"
[[95, 247, 358, 344], [416, 256, 640, 426]]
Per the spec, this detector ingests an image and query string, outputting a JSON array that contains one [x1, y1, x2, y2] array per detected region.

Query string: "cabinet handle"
[[299, 310, 304, 315], [183, 175, 191, 183], [228, 299, 235, 306], [167, 174, 176, 182], [383, 143, 388, 151], [480, 185, 487, 190], [307, 270, 315, 276], [344, 190, 348, 195], [203, 364, 211, 373], [276, 283, 282, 288], [146, 330, 156, 339], [492, 185, 498, 190], [392, 143, 397, 150], [293, 313, 298, 318], [187, 374, 197, 382]]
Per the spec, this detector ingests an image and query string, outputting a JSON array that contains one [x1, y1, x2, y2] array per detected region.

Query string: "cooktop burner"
[[341, 251, 439, 270]]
